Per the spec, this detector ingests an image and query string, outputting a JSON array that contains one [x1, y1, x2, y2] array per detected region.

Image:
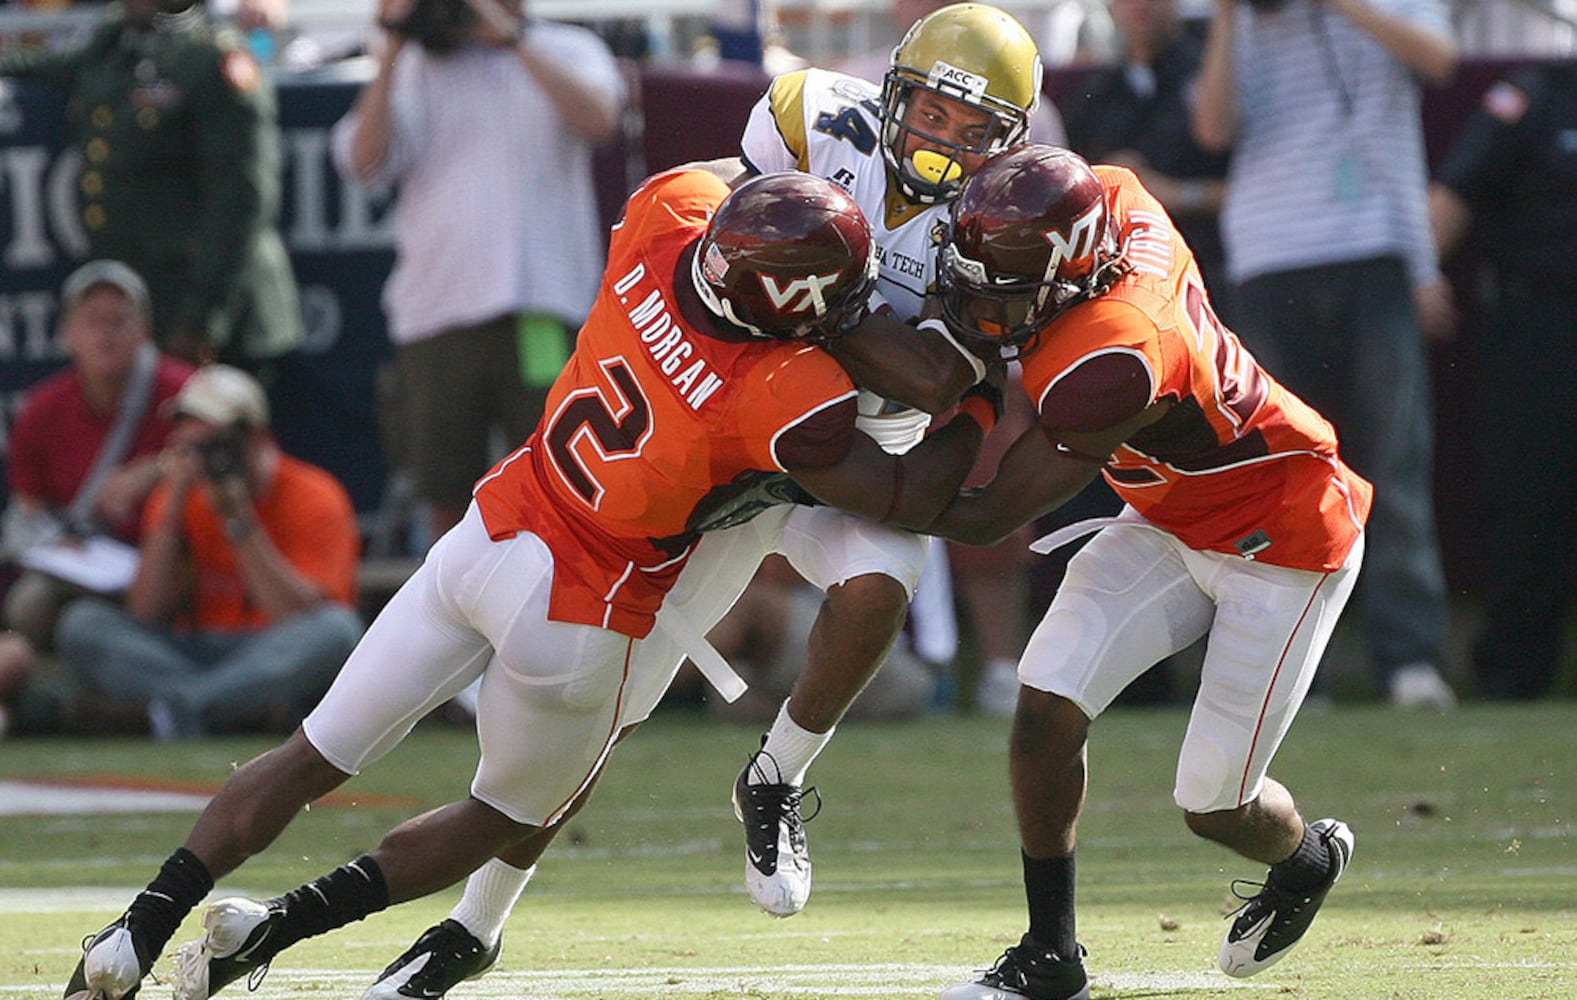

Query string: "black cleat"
[[940, 934, 1090, 1000], [363, 919, 501, 999], [1219, 817, 1354, 977], [731, 745, 819, 917]]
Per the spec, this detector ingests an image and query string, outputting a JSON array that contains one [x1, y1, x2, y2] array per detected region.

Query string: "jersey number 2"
[[545, 358, 652, 507]]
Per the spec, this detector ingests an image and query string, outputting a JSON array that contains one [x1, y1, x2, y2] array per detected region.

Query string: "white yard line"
[[0, 963, 1284, 997]]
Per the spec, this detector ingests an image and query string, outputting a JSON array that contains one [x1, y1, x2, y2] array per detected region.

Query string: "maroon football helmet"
[[938, 145, 1125, 356], [692, 172, 878, 344]]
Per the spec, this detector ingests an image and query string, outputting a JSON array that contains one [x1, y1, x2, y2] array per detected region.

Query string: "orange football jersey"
[[1021, 167, 1372, 572], [474, 169, 858, 637]]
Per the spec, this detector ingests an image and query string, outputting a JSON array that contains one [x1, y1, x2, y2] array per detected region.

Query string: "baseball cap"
[[60, 259, 151, 319], [169, 364, 271, 427]]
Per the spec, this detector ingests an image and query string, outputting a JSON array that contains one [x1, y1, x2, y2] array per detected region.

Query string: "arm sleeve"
[[330, 48, 424, 188], [1039, 350, 1156, 435], [270, 472, 361, 607], [536, 24, 628, 120], [176, 46, 282, 335], [0, 23, 103, 84], [773, 396, 858, 471]]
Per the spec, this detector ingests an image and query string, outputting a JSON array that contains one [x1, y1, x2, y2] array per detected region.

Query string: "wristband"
[[958, 394, 998, 436], [917, 317, 988, 383]]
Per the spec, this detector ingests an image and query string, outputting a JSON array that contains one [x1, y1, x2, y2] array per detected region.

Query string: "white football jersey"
[[741, 68, 954, 452]]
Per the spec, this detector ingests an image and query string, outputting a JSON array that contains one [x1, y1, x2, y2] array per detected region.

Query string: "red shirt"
[[474, 169, 859, 638], [1020, 167, 1372, 572], [8, 356, 195, 541]]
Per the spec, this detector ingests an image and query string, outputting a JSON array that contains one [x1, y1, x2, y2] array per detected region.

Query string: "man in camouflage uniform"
[[0, 0, 302, 369]]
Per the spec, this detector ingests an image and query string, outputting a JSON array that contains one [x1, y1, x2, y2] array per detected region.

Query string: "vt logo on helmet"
[[759, 270, 848, 315], [938, 145, 1128, 357], [692, 172, 879, 344]]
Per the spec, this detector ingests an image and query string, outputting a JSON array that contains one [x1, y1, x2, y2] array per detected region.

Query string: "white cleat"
[[732, 748, 817, 917], [63, 919, 147, 1000], [172, 897, 283, 1000]]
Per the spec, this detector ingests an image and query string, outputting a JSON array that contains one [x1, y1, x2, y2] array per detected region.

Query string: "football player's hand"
[[960, 362, 1008, 425]]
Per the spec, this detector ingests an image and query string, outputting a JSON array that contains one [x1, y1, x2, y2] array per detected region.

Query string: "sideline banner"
[[0, 71, 397, 513]]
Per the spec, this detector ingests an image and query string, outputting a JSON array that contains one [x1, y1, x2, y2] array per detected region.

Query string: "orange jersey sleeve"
[[474, 169, 858, 637], [1019, 167, 1372, 572]]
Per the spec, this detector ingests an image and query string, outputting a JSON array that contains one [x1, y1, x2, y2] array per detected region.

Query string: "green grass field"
[[1, 704, 1572, 999]]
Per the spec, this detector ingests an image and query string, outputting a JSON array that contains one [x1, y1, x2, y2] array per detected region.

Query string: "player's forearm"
[[884, 414, 987, 528], [831, 314, 980, 414], [914, 432, 1101, 545]]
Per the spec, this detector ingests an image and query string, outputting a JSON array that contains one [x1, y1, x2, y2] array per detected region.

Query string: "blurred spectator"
[[332, 0, 625, 544], [1020, 0, 1120, 65], [2, 261, 194, 654], [0, 631, 35, 740], [1449, 0, 1576, 56], [1062, 0, 1232, 312], [0, 0, 304, 371], [1429, 63, 1577, 699], [1193, 0, 1459, 709], [55, 365, 363, 739]]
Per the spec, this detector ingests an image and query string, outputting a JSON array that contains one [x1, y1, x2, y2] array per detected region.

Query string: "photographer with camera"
[[1191, 0, 1461, 710], [54, 365, 365, 740], [332, 0, 625, 547]]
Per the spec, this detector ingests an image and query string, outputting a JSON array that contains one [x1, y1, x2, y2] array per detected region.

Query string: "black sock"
[[125, 848, 215, 961], [1269, 823, 1333, 894], [1022, 849, 1078, 960], [266, 855, 389, 956]]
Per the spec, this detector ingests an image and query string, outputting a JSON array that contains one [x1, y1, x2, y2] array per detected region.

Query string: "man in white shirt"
[[333, 0, 626, 544]]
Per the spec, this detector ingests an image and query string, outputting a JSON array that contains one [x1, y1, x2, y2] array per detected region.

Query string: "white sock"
[[449, 859, 535, 948], [753, 700, 834, 787]]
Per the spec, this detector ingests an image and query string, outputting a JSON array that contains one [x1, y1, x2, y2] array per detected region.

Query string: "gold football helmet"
[[880, 3, 1044, 203]]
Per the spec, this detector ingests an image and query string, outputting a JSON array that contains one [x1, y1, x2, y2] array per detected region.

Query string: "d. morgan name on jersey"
[[611, 261, 725, 411]]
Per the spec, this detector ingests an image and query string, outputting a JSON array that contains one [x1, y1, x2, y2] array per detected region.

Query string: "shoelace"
[[1225, 877, 1271, 913], [245, 961, 271, 993], [744, 783, 822, 827], [741, 751, 823, 826], [985, 949, 1030, 988]]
